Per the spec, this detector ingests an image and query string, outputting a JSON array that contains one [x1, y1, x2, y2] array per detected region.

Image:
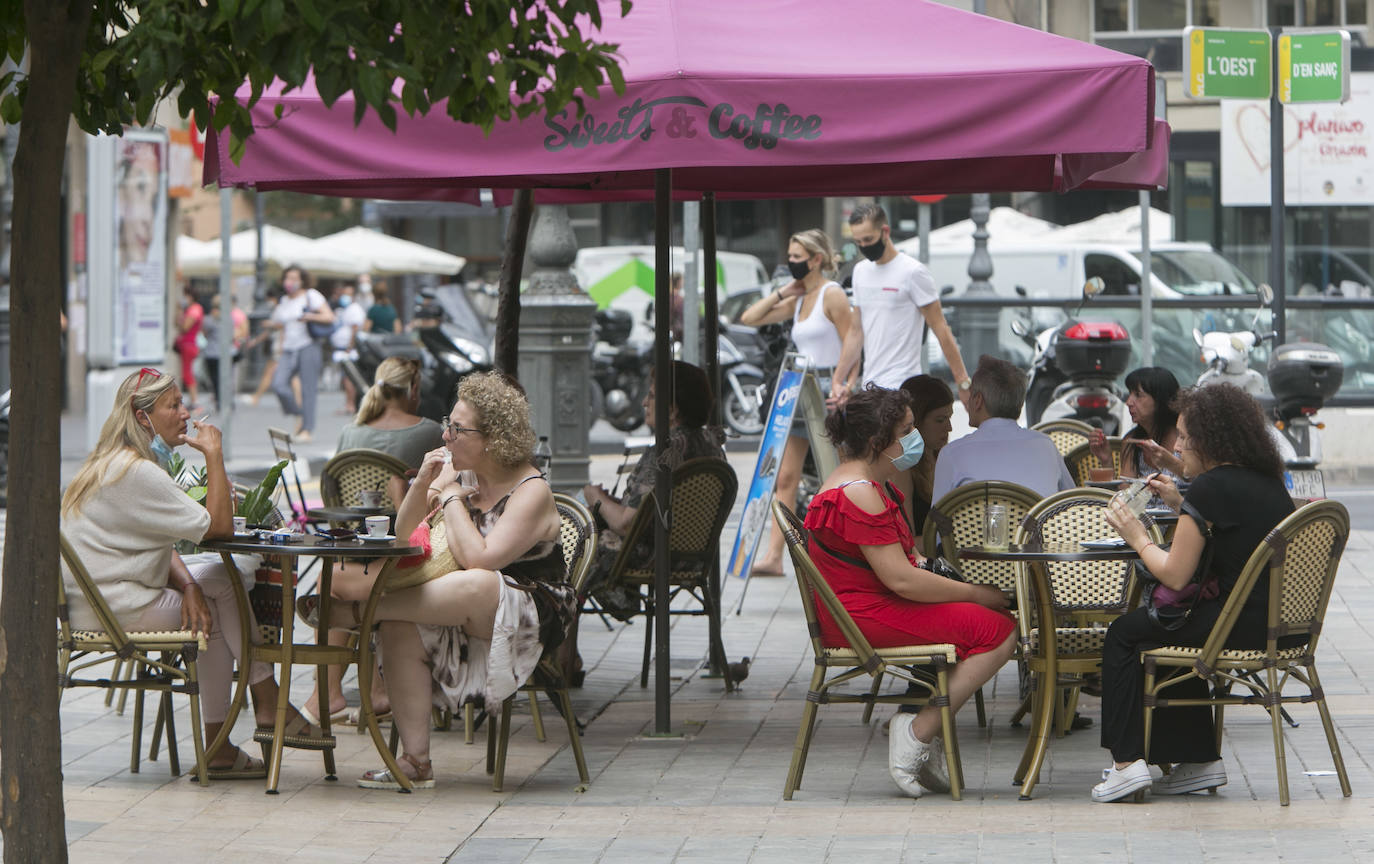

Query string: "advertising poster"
[[114, 130, 168, 364], [727, 363, 803, 580], [1221, 72, 1373, 206]]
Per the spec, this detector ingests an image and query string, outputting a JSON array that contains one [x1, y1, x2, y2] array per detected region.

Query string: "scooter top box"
[[1268, 342, 1343, 416], [1055, 320, 1131, 379]]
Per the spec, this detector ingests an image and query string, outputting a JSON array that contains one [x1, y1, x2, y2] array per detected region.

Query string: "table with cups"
[[200, 529, 420, 793]]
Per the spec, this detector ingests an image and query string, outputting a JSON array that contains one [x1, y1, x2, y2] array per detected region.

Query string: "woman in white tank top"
[[738, 228, 856, 575]]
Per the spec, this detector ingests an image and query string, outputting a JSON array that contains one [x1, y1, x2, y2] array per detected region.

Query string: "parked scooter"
[[1012, 277, 1132, 434], [1193, 284, 1342, 497], [342, 285, 493, 423], [715, 332, 769, 436], [591, 308, 652, 432]]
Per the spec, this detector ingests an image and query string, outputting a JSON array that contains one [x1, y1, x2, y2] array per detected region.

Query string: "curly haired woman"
[[1094, 383, 1297, 802]]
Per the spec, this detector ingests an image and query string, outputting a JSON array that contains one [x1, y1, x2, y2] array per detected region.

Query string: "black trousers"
[[1099, 602, 1272, 764]]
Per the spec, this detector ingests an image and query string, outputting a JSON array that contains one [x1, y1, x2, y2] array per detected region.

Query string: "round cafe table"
[[201, 534, 419, 794], [959, 540, 1143, 800]]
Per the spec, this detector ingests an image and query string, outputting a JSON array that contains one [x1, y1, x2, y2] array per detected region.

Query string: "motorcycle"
[[591, 308, 652, 433], [1012, 277, 1132, 434], [341, 285, 493, 423], [717, 332, 768, 436], [1193, 285, 1341, 498]]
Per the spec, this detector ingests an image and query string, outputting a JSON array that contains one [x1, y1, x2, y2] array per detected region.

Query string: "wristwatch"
[[958, 378, 972, 391]]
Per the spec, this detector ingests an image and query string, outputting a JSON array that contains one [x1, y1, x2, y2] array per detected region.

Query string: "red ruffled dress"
[[802, 481, 1015, 660]]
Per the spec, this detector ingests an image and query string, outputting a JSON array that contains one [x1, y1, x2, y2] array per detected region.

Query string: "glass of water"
[[985, 504, 1009, 549]]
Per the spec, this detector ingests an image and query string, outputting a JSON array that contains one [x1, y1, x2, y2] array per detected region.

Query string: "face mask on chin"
[[889, 427, 926, 471], [140, 410, 178, 469]]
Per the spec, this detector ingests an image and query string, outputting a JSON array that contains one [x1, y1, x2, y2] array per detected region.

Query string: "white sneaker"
[[917, 735, 951, 794], [888, 715, 929, 798], [1091, 759, 1152, 803], [1153, 760, 1227, 795]]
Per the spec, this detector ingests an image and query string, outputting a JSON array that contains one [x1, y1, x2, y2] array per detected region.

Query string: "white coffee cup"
[[232, 516, 248, 534], [364, 515, 390, 538], [359, 489, 384, 509]]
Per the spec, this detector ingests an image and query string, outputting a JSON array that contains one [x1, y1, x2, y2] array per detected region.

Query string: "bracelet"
[[441, 494, 462, 509], [773, 289, 783, 304], [1141, 541, 1157, 554]]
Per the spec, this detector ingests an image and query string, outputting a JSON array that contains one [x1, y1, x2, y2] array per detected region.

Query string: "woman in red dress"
[[803, 385, 1016, 798]]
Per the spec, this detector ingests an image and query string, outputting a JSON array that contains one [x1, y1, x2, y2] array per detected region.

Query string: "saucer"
[[358, 534, 396, 542]]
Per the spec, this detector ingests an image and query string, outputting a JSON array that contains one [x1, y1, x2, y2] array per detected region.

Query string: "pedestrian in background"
[[264, 264, 333, 442], [330, 282, 367, 414], [737, 228, 854, 576], [200, 294, 248, 413], [174, 284, 204, 410], [834, 203, 971, 406], [364, 280, 401, 334]]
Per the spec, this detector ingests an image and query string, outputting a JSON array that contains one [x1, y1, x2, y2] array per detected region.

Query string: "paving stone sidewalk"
[[17, 459, 1374, 863]]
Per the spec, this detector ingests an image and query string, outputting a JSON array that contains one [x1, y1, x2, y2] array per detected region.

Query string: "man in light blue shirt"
[[932, 355, 1075, 503]]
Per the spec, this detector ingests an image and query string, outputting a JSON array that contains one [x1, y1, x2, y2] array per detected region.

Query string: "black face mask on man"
[[857, 233, 887, 263], [787, 259, 812, 281]]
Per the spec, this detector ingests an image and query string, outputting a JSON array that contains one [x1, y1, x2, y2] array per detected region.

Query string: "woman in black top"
[[1092, 383, 1294, 802]]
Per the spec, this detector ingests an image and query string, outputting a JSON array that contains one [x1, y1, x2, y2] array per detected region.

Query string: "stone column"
[[961, 193, 999, 365], [517, 204, 597, 494]]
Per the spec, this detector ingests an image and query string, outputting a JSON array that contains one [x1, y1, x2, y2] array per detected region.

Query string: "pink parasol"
[[205, 0, 1167, 198]]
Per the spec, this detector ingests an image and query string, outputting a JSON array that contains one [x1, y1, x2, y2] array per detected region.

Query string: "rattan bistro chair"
[[1012, 488, 1163, 800], [1032, 419, 1096, 458], [320, 448, 411, 512], [1142, 499, 1352, 806], [608, 458, 739, 690], [1063, 439, 1128, 486], [922, 480, 1043, 727], [773, 501, 963, 801], [485, 493, 596, 792], [58, 533, 210, 785]]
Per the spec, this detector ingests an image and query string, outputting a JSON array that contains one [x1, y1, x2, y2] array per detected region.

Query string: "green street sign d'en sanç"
[[1183, 27, 1271, 100], [1279, 30, 1351, 104]]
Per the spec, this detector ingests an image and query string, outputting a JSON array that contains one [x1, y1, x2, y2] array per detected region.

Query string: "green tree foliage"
[[1, 0, 630, 154], [0, 2, 627, 860]]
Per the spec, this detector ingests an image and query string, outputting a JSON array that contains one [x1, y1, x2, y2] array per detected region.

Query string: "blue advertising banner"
[[727, 363, 804, 579]]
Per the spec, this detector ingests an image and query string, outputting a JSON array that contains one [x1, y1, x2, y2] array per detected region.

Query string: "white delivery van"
[[573, 245, 769, 341], [920, 241, 1258, 301]]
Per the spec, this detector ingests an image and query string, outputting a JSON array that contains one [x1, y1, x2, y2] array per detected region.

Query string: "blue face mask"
[[338, 295, 352, 307], [889, 427, 925, 471], [150, 434, 176, 469], [139, 410, 178, 468]]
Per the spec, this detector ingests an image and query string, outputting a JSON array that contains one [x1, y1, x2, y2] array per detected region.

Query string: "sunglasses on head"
[[130, 367, 164, 409]]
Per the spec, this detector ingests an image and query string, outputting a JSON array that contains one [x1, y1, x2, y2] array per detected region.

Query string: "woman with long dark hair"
[[1090, 366, 1184, 480]]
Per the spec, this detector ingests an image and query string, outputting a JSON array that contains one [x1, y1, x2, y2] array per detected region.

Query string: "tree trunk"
[[492, 189, 533, 378], [1, 2, 91, 860]]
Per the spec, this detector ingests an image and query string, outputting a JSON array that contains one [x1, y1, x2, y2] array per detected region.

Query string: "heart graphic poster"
[[1221, 72, 1372, 206]]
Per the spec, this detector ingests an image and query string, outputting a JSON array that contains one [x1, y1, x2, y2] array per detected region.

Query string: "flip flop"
[[198, 748, 267, 780], [253, 713, 337, 751]]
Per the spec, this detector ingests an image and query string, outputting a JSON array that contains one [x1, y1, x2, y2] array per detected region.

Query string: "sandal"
[[358, 753, 435, 790], [332, 706, 394, 728], [199, 748, 268, 780], [253, 712, 337, 751], [295, 595, 362, 632]]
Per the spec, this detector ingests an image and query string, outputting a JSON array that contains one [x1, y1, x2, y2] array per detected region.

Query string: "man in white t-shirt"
[[833, 203, 971, 406]]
